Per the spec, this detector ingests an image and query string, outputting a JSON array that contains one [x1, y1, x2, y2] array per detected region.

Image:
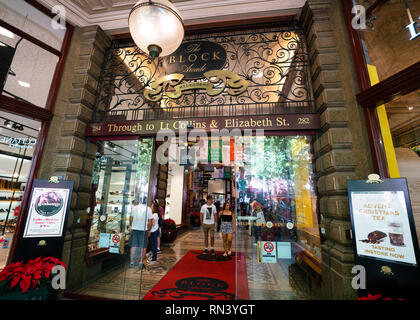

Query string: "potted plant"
[[0, 256, 66, 300], [161, 218, 177, 243], [190, 212, 201, 228]]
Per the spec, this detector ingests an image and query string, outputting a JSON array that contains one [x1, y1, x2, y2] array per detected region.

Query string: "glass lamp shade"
[[129, 0, 184, 58]]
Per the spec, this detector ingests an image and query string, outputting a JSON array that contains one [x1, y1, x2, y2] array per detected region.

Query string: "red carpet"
[[143, 250, 248, 300]]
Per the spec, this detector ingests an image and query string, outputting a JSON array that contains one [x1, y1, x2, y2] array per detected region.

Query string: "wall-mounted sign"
[[162, 41, 227, 79], [1, 136, 37, 149], [144, 70, 248, 102], [86, 114, 321, 137]]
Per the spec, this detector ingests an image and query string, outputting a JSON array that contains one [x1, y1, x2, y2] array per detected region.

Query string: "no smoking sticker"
[[112, 234, 120, 244], [261, 241, 277, 263], [109, 233, 121, 254], [264, 242, 274, 253]]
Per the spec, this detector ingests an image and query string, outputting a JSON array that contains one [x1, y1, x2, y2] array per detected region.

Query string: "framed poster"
[[14, 179, 73, 262], [347, 178, 420, 297], [350, 191, 417, 265], [23, 186, 71, 238]]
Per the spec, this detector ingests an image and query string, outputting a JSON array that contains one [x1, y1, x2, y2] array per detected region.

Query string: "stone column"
[[37, 26, 111, 289], [301, 0, 374, 299]]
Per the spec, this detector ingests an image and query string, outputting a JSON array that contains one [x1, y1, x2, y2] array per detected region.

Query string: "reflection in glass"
[[235, 136, 321, 300]]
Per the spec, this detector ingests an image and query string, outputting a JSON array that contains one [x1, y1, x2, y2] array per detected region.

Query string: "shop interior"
[[386, 88, 420, 244], [0, 110, 40, 269], [77, 135, 322, 299]]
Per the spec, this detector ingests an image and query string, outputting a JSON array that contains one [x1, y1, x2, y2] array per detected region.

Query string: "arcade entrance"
[[69, 134, 321, 300]]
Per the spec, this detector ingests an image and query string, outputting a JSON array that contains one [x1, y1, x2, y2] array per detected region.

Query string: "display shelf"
[[0, 189, 23, 193]]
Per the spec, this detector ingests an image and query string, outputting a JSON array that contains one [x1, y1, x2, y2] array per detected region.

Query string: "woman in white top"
[[148, 203, 160, 264]]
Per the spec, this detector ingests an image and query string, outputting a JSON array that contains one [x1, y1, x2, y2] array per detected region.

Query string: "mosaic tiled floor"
[[71, 228, 306, 300]]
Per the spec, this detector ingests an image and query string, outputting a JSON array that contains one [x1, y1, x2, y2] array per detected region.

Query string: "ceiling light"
[[4, 120, 12, 128], [408, 106, 414, 111], [18, 81, 31, 88], [128, 0, 184, 59], [0, 27, 14, 39]]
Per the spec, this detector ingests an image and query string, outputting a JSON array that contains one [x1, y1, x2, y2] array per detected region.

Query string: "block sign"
[[261, 241, 277, 263], [23, 185, 72, 238], [109, 233, 121, 254]]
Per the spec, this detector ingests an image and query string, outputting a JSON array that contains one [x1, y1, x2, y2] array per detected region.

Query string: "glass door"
[[234, 135, 322, 300], [75, 138, 154, 299]]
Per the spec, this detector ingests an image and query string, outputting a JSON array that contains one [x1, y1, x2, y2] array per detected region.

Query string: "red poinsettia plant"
[[0, 257, 66, 294], [162, 218, 176, 230], [191, 212, 200, 217]]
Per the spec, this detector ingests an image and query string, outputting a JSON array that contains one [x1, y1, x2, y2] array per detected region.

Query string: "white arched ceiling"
[[37, 0, 306, 34]]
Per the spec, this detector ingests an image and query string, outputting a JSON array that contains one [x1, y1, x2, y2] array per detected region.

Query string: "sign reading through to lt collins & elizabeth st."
[[86, 114, 321, 137]]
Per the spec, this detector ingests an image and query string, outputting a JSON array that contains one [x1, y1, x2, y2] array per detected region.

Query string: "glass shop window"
[[0, 110, 41, 269], [356, 0, 420, 81], [386, 88, 420, 245], [87, 139, 154, 254]]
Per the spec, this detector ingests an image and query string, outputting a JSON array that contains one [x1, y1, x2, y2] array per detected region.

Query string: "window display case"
[[86, 138, 154, 257]]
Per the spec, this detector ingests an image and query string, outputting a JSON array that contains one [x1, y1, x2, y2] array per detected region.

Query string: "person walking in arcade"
[[128, 198, 153, 270], [200, 196, 218, 255], [219, 202, 235, 256]]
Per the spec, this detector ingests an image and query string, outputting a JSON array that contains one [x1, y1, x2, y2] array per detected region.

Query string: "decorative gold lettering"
[[213, 51, 221, 60], [188, 54, 198, 63]]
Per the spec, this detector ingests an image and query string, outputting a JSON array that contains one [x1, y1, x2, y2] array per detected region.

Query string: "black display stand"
[[347, 178, 420, 299], [13, 179, 73, 262]]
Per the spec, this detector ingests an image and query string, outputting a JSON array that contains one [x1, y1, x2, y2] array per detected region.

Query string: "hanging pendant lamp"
[[128, 0, 184, 59]]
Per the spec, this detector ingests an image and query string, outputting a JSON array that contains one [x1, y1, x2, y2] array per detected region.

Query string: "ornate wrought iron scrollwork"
[[94, 27, 315, 122]]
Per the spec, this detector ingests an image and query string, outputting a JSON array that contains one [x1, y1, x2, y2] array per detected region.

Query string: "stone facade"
[[301, 0, 374, 299], [37, 26, 111, 289]]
